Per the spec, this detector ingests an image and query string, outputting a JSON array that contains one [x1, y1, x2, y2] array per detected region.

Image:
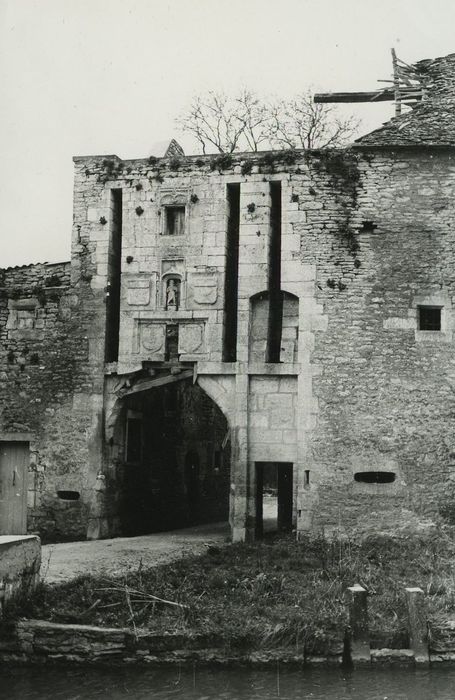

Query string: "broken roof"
[[355, 52, 455, 147]]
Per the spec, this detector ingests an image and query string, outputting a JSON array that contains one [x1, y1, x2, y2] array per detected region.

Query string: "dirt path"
[[41, 522, 229, 584]]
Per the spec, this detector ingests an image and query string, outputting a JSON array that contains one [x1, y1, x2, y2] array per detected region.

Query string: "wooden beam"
[[314, 90, 395, 104], [121, 369, 193, 396]]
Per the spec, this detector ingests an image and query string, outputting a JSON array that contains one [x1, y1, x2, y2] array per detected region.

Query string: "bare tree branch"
[[176, 89, 360, 153]]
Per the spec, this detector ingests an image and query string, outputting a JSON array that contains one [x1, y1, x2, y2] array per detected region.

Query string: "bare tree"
[[176, 92, 244, 154], [265, 92, 359, 150], [176, 89, 359, 154]]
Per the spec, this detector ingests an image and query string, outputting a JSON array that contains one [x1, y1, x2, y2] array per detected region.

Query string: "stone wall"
[[298, 149, 455, 534], [0, 535, 40, 614], [2, 146, 455, 541], [0, 260, 104, 541]]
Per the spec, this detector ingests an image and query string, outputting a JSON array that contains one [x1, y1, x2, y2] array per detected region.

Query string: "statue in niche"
[[165, 277, 181, 310]]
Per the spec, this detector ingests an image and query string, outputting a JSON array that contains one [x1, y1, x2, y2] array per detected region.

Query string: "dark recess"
[[222, 183, 240, 362]]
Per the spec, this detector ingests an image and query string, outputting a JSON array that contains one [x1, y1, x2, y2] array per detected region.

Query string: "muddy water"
[[1, 665, 455, 699]]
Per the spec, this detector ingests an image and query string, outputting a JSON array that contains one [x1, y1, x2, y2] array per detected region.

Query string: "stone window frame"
[[159, 190, 190, 238], [6, 298, 40, 331], [349, 456, 402, 495], [383, 292, 453, 342], [413, 293, 452, 343]]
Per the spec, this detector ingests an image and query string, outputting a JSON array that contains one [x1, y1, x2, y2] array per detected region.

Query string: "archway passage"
[[116, 378, 231, 536]]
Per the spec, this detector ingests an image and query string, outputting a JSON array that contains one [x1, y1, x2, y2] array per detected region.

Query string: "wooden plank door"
[[0, 442, 29, 534]]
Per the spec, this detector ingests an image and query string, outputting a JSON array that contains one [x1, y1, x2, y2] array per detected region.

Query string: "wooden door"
[[0, 442, 29, 535]]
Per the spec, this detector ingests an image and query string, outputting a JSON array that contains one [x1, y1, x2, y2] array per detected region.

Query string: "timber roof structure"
[[355, 52, 455, 147]]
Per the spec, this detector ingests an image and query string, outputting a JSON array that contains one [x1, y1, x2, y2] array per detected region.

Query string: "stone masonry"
[[2, 53, 455, 542]]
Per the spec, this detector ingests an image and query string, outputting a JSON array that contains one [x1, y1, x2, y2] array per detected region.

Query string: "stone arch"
[[101, 371, 234, 538], [196, 375, 235, 428]]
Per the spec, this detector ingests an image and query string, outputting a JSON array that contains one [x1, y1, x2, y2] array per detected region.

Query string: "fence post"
[[405, 587, 429, 665], [346, 584, 370, 663]]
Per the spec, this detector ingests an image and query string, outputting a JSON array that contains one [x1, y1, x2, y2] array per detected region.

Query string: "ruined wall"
[[0, 262, 96, 540]]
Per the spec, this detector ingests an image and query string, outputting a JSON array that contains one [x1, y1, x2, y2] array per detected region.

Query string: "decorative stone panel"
[[178, 323, 205, 355], [140, 322, 166, 357], [125, 277, 153, 307]]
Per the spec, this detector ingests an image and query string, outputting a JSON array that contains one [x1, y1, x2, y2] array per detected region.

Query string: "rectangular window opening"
[[418, 305, 442, 331], [222, 184, 240, 362], [165, 206, 185, 236]]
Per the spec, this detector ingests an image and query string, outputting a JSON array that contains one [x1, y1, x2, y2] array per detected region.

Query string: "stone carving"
[[165, 277, 181, 310], [141, 323, 166, 354], [178, 323, 204, 355], [162, 259, 184, 276], [126, 279, 151, 306], [192, 273, 218, 305]]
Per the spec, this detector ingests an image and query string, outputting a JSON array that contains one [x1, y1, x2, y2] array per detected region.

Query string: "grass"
[[6, 530, 455, 654]]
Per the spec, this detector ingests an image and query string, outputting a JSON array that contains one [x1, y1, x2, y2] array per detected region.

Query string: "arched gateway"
[[90, 370, 236, 540]]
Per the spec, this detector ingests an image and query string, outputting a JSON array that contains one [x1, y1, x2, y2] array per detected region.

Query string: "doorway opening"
[[113, 378, 231, 536], [0, 441, 29, 535], [255, 462, 293, 538]]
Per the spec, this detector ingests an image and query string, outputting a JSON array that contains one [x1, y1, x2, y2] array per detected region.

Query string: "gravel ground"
[[41, 521, 229, 584]]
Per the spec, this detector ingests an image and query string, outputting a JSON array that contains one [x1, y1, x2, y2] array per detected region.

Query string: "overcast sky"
[[1, 0, 454, 267]]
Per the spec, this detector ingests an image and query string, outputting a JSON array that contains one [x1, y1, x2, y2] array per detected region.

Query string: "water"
[[1, 665, 455, 700]]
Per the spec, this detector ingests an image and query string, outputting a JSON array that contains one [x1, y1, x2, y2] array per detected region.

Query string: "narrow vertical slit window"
[[105, 188, 122, 363], [222, 183, 240, 362], [266, 181, 283, 363]]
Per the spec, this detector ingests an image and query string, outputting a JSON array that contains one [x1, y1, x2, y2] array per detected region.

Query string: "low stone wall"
[[2, 581, 455, 666], [0, 619, 342, 664], [0, 536, 41, 615]]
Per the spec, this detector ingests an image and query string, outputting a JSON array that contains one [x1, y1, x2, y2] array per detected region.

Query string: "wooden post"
[[391, 48, 401, 117], [405, 587, 429, 665], [346, 584, 370, 663]]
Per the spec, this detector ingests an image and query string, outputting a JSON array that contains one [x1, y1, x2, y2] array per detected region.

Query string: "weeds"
[[8, 531, 455, 654]]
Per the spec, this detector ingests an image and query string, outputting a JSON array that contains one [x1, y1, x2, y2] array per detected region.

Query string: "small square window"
[[418, 306, 441, 331], [164, 206, 185, 235]]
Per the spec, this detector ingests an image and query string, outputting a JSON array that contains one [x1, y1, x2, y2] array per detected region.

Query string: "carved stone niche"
[[178, 323, 205, 355], [140, 322, 166, 360], [187, 269, 219, 308], [125, 276, 154, 307]]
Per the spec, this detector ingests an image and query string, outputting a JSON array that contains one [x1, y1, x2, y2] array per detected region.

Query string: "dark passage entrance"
[[255, 462, 293, 538], [117, 378, 230, 536]]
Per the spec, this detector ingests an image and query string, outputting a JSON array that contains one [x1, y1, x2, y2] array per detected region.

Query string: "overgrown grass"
[[7, 530, 455, 653]]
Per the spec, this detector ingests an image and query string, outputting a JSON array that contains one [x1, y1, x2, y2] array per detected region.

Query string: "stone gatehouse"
[[1, 53, 455, 542]]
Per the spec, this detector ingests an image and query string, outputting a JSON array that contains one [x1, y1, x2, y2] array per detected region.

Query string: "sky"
[[1, 0, 455, 267]]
